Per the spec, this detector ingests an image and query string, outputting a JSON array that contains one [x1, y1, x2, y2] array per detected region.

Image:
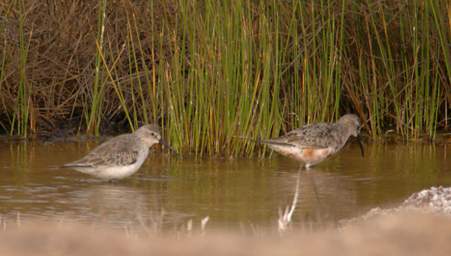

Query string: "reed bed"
[[0, 0, 449, 155]]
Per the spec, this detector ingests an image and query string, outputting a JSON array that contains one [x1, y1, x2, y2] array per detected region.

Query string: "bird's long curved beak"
[[357, 135, 364, 157], [159, 139, 177, 154]]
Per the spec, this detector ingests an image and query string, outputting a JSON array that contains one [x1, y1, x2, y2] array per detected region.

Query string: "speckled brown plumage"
[[67, 134, 142, 168], [262, 114, 363, 168]]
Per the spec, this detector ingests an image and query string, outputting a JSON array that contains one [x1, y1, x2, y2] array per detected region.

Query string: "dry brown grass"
[[0, 0, 162, 134]]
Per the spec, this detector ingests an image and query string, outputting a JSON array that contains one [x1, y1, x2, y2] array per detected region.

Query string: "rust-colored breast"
[[302, 148, 315, 159], [301, 148, 331, 163]]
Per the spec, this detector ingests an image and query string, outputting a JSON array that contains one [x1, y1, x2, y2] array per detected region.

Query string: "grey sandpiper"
[[63, 124, 170, 180], [261, 114, 364, 168]]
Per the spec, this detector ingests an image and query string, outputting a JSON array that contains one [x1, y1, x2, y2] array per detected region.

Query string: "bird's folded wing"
[[274, 126, 334, 149], [64, 135, 140, 167], [260, 139, 297, 147]]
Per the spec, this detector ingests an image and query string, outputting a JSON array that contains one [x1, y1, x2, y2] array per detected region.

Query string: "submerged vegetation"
[[0, 0, 449, 155]]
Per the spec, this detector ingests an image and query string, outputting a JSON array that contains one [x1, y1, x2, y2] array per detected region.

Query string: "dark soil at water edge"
[[0, 0, 449, 154]]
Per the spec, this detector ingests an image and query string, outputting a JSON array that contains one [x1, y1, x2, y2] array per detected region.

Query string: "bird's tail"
[[233, 136, 295, 147], [60, 162, 93, 169], [46, 163, 89, 170]]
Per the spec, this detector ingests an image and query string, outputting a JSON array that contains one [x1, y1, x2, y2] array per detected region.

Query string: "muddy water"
[[0, 141, 449, 230]]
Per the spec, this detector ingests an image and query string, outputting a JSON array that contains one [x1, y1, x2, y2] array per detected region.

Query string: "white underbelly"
[[95, 163, 142, 180], [88, 150, 148, 180]]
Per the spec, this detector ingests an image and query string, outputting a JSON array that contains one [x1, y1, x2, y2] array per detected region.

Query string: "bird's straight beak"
[[357, 135, 365, 157], [159, 139, 177, 154]]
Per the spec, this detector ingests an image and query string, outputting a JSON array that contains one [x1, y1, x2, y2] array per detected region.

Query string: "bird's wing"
[[64, 134, 140, 167], [265, 123, 336, 149]]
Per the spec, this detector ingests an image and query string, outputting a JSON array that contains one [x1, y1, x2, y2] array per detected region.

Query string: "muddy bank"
[[1, 210, 450, 256], [2, 187, 451, 256]]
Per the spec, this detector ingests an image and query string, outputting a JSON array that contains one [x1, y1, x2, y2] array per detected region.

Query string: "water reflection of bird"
[[62, 124, 172, 180], [288, 168, 358, 226], [262, 114, 364, 169], [65, 184, 158, 228], [75, 184, 149, 219]]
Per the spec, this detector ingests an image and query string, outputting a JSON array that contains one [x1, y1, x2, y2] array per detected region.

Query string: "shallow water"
[[0, 141, 449, 231]]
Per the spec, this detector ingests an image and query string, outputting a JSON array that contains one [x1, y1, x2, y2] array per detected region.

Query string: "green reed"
[[0, 15, 8, 132], [86, 0, 107, 135], [9, 0, 31, 137], [0, 0, 449, 154]]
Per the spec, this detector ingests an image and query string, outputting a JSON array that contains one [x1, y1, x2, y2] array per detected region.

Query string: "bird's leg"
[[357, 135, 365, 157]]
